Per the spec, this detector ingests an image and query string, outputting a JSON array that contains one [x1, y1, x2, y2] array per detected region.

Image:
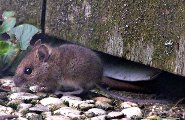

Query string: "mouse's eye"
[[24, 67, 32, 75]]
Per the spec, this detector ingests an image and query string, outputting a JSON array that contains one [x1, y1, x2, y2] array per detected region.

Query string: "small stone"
[[68, 99, 94, 110], [26, 112, 42, 120], [0, 77, 15, 87], [40, 97, 65, 111], [9, 92, 39, 101], [18, 103, 32, 110], [29, 104, 49, 112], [60, 95, 82, 103], [0, 115, 19, 120], [42, 111, 52, 118], [95, 100, 113, 110], [121, 107, 142, 119], [146, 115, 162, 119], [120, 102, 138, 109], [84, 100, 94, 104], [94, 97, 112, 104], [0, 105, 14, 115], [68, 100, 82, 108], [40, 97, 63, 106], [119, 118, 130, 120], [68, 100, 81, 108], [85, 108, 106, 116], [17, 117, 28, 120], [45, 115, 71, 120], [90, 115, 106, 120], [54, 107, 82, 119], [18, 103, 32, 114], [51, 104, 67, 112], [107, 111, 125, 119], [79, 102, 95, 111], [14, 111, 22, 118], [84, 111, 95, 118]]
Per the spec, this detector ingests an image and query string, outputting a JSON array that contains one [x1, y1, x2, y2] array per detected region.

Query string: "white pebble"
[[45, 115, 71, 120], [18, 103, 32, 113], [60, 95, 82, 103], [0, 105, 14, 115], [40, 97, 63, 106], [9, 92, 39, 101], [26, 113, 42, 120], [68, 99, 94, 110], [90, 115, 106, 120], [107, 111, 125, 119], [86, 108, 106, 116], [120, 102, 138, 109], [54, 107, 82, 119], [95, 101, 113, 110], [121, 107, 142, 118]]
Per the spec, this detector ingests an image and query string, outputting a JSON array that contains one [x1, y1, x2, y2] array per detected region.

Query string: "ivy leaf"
[[0, 17, 16, 33], [0, 41, 19, 70], [0, 40, 10, 55], [2, 11, 15, 20], [8, 24, 41, 50], [0, 11, 16, 34]]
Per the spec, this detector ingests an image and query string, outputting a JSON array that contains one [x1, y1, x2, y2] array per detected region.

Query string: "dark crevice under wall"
[[41, 0, 47, 34]]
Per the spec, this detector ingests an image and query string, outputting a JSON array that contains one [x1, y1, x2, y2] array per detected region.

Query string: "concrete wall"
[[1, 0, 185, 76], [0, 0, 42, 27]]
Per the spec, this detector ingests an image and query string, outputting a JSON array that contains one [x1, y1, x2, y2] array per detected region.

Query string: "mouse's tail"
[[95, 84, 172, 104], [101, 76, 148, 92]]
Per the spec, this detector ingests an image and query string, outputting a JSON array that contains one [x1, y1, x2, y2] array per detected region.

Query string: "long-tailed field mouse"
[[13, 40, 170, 104], [14, 39, 103, 95]]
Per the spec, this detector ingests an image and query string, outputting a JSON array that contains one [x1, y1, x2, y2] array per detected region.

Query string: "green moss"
[[47, 0, 185, 74]]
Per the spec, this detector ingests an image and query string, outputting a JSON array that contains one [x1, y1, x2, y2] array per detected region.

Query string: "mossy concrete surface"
[[0, 0, 42, 28], [0, 0, 184, 76], [45, 0, 185, 76]]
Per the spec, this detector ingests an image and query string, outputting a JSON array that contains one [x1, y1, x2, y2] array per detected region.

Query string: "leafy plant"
[[0, 11, 16, 33], [0, 11, 41, 73]]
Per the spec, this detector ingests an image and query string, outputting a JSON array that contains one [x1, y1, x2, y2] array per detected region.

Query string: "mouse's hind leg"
[[54, 87, 84, 96]]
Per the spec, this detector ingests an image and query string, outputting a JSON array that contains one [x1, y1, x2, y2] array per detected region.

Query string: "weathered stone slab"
[[0, 0, 42, 28], [45, 0, 185, 76]]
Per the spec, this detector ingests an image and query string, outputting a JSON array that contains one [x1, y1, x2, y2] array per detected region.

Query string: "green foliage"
[[2, 11, 15, 19], [0, 40, 10, 55], [0, 41, 19, 64], [0, 11, 41, 72], [8, 24, 41, 50], [0, 41, 19, 70], [0, 11, 16, 33]]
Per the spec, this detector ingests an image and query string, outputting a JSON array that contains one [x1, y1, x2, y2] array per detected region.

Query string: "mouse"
[[13, 39, 103, 95], [13, 40, 171, 104]]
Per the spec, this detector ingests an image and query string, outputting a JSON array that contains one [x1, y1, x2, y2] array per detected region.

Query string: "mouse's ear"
[[37, 44, 50, 62], [34, 39, 42, 47]]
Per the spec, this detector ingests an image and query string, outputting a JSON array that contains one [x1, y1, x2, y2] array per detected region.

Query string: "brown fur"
[[14, 40, 103, 95]]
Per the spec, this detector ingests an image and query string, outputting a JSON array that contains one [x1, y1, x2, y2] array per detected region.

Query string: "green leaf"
[[0, 41, 18, 56], [0, 17, 16, 33], [3, 44, 19, 65], [8, 24, 41, 50], [0, 41, 19, 70], [0, 41, 10, 55], [2, 11, 15, 20]]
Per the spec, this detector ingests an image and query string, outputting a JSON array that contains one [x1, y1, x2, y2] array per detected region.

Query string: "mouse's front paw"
[[29, 85, 47, 92]]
